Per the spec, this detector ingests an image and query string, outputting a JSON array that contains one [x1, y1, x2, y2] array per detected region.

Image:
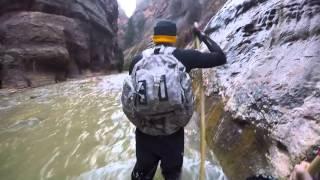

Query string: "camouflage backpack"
[[121, 45, 194, 136]]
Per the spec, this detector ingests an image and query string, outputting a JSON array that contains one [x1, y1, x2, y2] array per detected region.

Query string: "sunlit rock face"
[[0, 0, 123, 88], [203, 0, 320, 177]]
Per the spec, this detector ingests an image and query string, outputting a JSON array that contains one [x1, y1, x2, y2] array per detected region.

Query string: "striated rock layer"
[[202, 0, 320, 178], [0, 0, 123, 88]]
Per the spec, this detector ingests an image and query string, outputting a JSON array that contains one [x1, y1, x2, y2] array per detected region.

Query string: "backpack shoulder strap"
[[155, 45, 176, 55], [162, 46, 176, 55], [142, 46, 177, 58], [142, 48, 154, 58], [132, 48, 153, 75]]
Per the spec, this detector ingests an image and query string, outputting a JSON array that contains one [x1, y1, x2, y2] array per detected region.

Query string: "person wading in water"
[[122, 20, 226, 180]]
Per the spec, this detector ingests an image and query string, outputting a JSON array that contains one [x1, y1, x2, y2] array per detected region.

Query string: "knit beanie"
[[152, 20, 177, 44]]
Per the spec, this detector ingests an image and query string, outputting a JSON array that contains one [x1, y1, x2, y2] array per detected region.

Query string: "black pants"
[[132, 128, 184, 180]]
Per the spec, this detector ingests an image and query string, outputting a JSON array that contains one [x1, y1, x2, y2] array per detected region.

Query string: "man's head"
[[153, 20, 177, 45]]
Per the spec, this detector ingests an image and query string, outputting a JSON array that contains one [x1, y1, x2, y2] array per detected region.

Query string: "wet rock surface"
[[0, 0, 123, 88], [202, 0, 320, 178]]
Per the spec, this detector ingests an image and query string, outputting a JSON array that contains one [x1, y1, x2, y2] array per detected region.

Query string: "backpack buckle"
[[154, 76, 161, 87]]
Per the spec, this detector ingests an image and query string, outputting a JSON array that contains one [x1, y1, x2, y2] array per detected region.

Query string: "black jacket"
[[129, 35, 227, 74]]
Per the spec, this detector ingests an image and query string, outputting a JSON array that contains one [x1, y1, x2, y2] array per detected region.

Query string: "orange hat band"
[[152, 35, 177, 44]]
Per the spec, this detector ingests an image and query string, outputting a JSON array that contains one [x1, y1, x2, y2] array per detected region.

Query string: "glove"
[[289, 161, 313, 180], [192, 26, 206, 41]]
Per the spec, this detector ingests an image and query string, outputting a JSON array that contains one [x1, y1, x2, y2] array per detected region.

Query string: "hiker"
[[290, 161, 314, 180], [290, 148, 320, 180], [122, 20, 226, 180]]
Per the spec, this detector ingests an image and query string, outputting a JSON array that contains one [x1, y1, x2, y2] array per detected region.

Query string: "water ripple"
[[0, 73, 226, 180]]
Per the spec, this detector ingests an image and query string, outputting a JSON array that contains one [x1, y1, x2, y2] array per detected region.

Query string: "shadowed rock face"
[[203, 0, 320, 178], [117, 7, 128, 49], [129, 0, 202, 45], [0, 0, 123, 88], [132, 0, 227, 44], [122, 0, 227, 68]]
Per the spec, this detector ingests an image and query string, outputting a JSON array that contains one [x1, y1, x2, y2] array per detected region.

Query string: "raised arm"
[[173, 34, 226, 72]]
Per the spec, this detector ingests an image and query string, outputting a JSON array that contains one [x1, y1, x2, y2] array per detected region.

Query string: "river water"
[[0, 73, 226, 180]]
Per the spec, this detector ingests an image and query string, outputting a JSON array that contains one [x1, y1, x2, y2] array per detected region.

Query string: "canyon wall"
[[0, 0, 123, 88], [202, 0, 320, 178], [122, 0, 227, 68]]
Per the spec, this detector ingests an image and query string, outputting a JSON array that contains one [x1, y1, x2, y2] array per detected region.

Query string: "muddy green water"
[[0, 74, 226, 180]]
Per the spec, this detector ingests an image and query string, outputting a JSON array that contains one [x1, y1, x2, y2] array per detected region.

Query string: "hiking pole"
[[193, 22, 206, 180], [308, 148, 320, 176]]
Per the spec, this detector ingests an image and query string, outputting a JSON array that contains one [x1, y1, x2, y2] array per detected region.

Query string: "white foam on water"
[[77, 157, 227, 180]]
